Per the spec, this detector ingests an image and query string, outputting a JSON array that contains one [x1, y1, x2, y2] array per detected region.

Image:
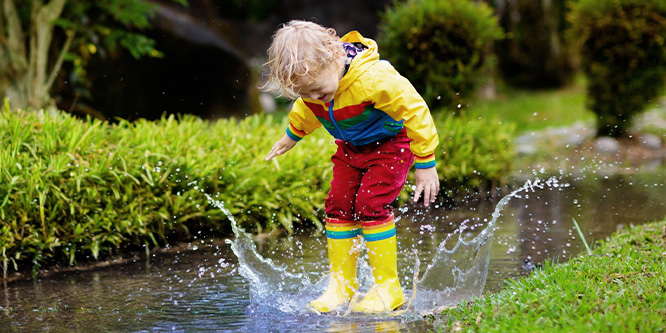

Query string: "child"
[[263, 20, 440, 313]]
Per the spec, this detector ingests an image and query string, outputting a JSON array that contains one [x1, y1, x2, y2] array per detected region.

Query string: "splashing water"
[[206, 195, 319, 314], [409, 176, 567, 315], [206, 177, 567, 317]]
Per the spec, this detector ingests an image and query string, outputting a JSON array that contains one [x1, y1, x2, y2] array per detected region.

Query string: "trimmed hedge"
[[569, 0, 666, 137], [0, 101, 514, 273], [432, 113, 515, 199]]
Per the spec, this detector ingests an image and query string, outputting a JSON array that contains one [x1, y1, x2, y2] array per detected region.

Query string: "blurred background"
[[0, 0, 581, 120], [3, 0, 666, 143]]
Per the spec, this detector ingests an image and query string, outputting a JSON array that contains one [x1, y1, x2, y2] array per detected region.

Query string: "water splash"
[[409, 176, 567, 315], [207, 177, 567, 316], [207, 195, 319, 314]]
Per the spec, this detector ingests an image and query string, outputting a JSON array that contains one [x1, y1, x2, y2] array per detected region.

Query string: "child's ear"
[[335, 48, 347, 63]]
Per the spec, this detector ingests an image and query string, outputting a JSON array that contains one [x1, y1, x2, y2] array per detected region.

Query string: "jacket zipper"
[[328, 100, 347, 141]]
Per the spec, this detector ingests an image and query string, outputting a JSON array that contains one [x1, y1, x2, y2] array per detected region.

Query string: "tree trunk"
[[1, 0, 29, 107], [493, 0, 574, 88], [0, 0, 69, 110]]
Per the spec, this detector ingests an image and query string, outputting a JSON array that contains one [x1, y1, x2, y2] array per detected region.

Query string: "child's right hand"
[[265, 134, 297, 161]]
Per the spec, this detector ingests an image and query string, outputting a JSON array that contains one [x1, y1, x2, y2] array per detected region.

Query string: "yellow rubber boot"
[[353, 215, 405, 313], [308, 218, 362, 313]]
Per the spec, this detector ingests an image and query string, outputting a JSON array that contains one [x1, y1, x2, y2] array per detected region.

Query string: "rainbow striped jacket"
[[286, 31, 439, 169]]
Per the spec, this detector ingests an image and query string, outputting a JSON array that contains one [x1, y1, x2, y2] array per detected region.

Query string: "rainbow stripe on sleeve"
[[414, 153, 436, 169], [286, 123, 306, 142]]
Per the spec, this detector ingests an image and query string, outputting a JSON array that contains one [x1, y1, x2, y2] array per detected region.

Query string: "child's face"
[[294, 65, 341, 103]]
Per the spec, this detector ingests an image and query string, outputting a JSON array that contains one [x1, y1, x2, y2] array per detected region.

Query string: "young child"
[[263, 20, 440, 314]]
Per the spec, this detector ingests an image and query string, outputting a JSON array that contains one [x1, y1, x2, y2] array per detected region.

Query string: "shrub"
[[0, 102, 334, 274], [0, 101, 514, 274], [377, 0, 504, 110], [397, 112, 516, 204], [432, 112, 515, 199], [569, 0, 666, 137]]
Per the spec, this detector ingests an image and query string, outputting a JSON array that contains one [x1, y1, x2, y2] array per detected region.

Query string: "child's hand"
[[266, 134, 297, 161], [414, 167, 440, 206]]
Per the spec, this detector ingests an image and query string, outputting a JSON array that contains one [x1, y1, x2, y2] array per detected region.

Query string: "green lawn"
[[438, 219, 666, 332], [467, 78, 595, 135]]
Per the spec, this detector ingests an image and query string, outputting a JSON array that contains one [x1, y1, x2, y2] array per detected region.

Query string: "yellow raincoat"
[[285, 31, 439, 168]]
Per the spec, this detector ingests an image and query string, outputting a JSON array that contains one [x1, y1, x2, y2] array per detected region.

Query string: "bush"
[[431, 112, 515, 199], [377, 0, 504, 110], [0, 101, 514, 274], [0, 102, 334, 274], [569, 0, 666, 137]]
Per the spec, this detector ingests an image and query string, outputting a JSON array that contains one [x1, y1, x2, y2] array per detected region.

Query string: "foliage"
[[569, 0, 666, 137], [377, 0, 504, 110], [0, 101, 332, 274], [439, 218, 666, 331], [0, 0, 186, 110], [426, 112, 515, 200]]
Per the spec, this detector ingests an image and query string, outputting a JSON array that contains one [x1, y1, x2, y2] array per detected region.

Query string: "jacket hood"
[[337, 31, 379, 92]]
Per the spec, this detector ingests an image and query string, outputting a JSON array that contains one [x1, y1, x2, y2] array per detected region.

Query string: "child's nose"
[[304, 93, 321, 101]]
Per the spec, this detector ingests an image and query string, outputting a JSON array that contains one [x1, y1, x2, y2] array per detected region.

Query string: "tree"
[[492, 0, 575, 89], [0, 0, 186, 110]]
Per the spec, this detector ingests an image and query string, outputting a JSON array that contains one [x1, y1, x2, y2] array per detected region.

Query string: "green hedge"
[[432, 113, 515, 199], [377, 0, 503, 110], [0, 102, 333, 273], [0, 101, 514, 273], [569, 0, 666, 137]]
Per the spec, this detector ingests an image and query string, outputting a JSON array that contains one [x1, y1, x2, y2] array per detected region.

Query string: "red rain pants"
[[325, 128, 414, 221]]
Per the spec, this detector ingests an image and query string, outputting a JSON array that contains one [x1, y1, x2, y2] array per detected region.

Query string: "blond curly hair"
[[262, 20, 345, 99]]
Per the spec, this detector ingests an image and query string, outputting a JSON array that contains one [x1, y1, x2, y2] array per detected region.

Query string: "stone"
[[639, 134, 663, 150], [594, 137, 620, 154], [259, 93, 277, 113]]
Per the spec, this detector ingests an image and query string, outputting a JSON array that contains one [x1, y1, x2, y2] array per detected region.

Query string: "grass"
[[0, 104, 336, 274], [437, 219, 666, 332], [466, 77, 595, 135], [572, 218, 593, 256], [433, 76, 666, 332]]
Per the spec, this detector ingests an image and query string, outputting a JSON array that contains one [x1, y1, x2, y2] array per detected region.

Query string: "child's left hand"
[[414, 167, 440, 206]]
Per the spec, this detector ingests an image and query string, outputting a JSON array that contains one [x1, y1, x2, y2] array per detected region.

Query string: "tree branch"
[[29, 0, 66, 107], [0, 1, 5, 39], [27, 1, 40, 104], [3, 0, 27, 70], [0, 4, 6, 73], [44, 28, 74, 95]]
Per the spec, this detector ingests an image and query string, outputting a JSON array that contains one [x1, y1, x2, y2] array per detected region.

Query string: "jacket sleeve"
[[285, 98, 322, 141], [369, 60, 439, 168]]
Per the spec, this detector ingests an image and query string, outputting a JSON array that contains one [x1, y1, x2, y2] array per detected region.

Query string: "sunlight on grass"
[[467, 78, 595, 134]]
